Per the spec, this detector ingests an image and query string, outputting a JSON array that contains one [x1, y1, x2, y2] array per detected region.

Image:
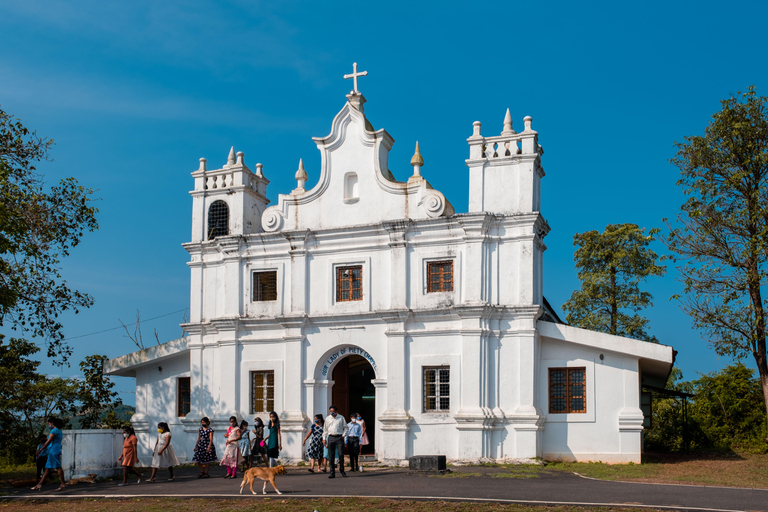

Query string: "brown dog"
[[66, 473, 98, 486], [239, 465, 286, 495]]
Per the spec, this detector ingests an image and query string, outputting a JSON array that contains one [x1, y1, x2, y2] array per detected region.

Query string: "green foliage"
[[562, 223, 665, 342], [0, 335, 78, 463], [0, 336, 122, 464], [645, 364, 768, 453], [691, 363, 767, 450], [666, 86, 768, 433], [0, 106, 99, 364], [77, 355, 121, 429]]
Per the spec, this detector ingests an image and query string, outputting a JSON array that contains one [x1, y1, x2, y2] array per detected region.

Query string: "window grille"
[[177, 377, 191, 417], [424, 367, 450, 412], [207, 200, 229, 240], [251, 371, 275, 413], [549, 367, 586, 414], [253, 271, 278, 301], [336, 265, 363, 302], [427, 260, 454, 293]]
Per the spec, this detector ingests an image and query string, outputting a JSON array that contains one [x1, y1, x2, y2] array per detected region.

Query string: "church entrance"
[[331, 355, 375, 454]]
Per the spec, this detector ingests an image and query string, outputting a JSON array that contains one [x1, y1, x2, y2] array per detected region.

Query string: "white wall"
[[61, 430, 124, 480]]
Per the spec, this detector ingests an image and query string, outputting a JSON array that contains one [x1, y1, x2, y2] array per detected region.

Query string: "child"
[[148, 422, 179, 482], [35, 434, 49, 481], [238, 420, 251, 473], [220, 416, 241, 478]]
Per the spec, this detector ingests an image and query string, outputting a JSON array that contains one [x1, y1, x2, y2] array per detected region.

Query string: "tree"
[[77, 355, 121, 429], [691, 363, 766, 450], [0, 106, 98, 364], [0, 335, 78, 463], [562, 223, 666, 342], [666, 86, 768, 437]]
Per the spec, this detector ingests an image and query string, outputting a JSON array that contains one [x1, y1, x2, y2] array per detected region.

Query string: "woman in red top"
[[117, 426, 143, 486]]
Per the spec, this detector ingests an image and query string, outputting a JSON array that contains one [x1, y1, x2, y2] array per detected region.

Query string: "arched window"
[[207, 200, 229, 240]]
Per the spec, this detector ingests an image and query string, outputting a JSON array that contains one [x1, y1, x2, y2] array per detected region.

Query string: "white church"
[[106, 65, 674, 465]]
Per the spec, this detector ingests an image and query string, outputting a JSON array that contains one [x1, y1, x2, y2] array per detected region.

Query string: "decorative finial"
[[255, 163, 264, 178], [502, 108, 516, 135], [524, 116, 533, 132], [410, 141, 424, 177], [226, 146, 236, 167], [198, 158, 207, 171], [471, 121, 482, 138], [295, 158, 308, 190], [343, 62, 368, 94], [236, 151, 245, 166]]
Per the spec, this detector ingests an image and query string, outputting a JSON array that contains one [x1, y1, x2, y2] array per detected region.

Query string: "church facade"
[[106, 71, 673, 465]]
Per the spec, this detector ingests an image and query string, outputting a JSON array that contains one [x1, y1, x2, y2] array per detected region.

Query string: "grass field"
[[544, 452, 768, 488], [0, 497, 672, 512]]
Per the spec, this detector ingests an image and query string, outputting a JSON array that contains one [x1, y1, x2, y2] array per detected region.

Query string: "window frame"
[[426, 260, 454, 293], [207, 200, 229, 240], [252, 270, 278, 302], [335, 265, 363, 302], [548, 367, 587, 414], [423, 366, 450, 413], [177, 377, 191, 417], [250, 370, 275, 414]]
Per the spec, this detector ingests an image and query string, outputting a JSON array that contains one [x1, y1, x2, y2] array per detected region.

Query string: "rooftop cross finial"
[[344, 62, 368, 94]]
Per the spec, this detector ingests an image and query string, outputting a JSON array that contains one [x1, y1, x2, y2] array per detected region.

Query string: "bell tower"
[[189, 147, 270, 243]]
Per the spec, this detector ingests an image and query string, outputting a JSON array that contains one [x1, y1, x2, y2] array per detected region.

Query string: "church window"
[[177, 377, 191, 417], [336, 265, 363, 302], [423, 367, 450, 412], [253, 271, 278, 301], [207, 200, 229, 240], [251, 371, 274, 413], [549, 367, 586, 414], [427, 260, 454, 293]]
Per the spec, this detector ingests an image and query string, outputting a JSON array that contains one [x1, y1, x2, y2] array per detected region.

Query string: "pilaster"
[[212, 318, 240, 419], [377, 310, 412, 463], [383, 220, 410, 309], [458, 215, 492, 304], [286, 231, 311, 315]]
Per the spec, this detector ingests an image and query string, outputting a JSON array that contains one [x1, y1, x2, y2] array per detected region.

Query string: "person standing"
[[322, 405, 348, 478], [264, 411, 282, 467], [192, 417, 217, 478], [302, 414, 325, 473], [117, 426, 142, 486], [251, 417, 267, 467], [35, 434, 49, 481], [220, 416, 241, 478], [148, 422, 179, 482], [238, 420, 251, 473], [31, 417, 65, 491], [347, 412, 362, 473]]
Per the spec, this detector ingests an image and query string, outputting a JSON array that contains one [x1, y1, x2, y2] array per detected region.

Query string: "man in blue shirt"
[[347, 412, 362, 473]]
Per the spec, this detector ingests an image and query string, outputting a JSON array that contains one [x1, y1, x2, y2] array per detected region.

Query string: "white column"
[[618, 359, 644, 463], [280, 318, 309, 463], [384, 220, 409, 309], [286, 232, 309, 315], [507, 312, 544, 460], [454, 306, 493, 460], [377, 311, 411, 464]]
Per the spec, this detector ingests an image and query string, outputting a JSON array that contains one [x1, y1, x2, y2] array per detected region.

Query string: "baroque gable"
[[261, 93, 454, 233]]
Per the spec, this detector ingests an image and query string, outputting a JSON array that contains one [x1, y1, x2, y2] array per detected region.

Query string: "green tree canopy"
[[666, 86, 768, 435], [0, 106, 98, 364], [562, 223, 666, 342]]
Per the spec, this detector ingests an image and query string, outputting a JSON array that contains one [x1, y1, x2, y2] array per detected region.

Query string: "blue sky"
[[1, 0, 766, 405]]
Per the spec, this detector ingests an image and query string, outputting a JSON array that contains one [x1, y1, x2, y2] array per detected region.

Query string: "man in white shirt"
[[322, 405, 348, 478]]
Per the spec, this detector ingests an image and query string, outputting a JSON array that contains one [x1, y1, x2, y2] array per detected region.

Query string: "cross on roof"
[[343, 62, 368, 94]]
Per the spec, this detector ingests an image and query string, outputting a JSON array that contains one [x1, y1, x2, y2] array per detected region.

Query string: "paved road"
[[5, 465, 767, 511]]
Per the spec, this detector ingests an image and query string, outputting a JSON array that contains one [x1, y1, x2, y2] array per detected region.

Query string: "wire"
[[64, 308, 188, 341]]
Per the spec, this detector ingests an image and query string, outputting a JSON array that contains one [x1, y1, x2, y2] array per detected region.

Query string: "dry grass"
[[0, 497, 671, 512], [545, 452, 768, 488]]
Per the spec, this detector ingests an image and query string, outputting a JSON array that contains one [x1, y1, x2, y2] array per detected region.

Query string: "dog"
[[239, 465, 286, 495], [66, 473, 98, 486]]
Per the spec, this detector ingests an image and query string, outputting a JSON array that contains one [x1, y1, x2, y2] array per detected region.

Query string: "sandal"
[[168, 477, 175, 481], [202, 473, 210, 478], [308, 468, 314, 473], [55, 486, 66, 491]]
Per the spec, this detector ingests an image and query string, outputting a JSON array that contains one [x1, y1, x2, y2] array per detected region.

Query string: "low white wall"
[[61, 429, 124, 480]]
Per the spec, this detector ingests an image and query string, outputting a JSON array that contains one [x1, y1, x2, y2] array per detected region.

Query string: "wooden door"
[[331, 357, 350, 418]]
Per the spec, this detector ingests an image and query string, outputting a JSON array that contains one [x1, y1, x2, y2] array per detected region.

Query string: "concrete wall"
[[61, 430, 124, 480]]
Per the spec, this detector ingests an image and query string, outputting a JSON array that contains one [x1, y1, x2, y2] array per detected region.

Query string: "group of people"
[[29, 407, 367, 490], [303, 405, 368, 478]]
